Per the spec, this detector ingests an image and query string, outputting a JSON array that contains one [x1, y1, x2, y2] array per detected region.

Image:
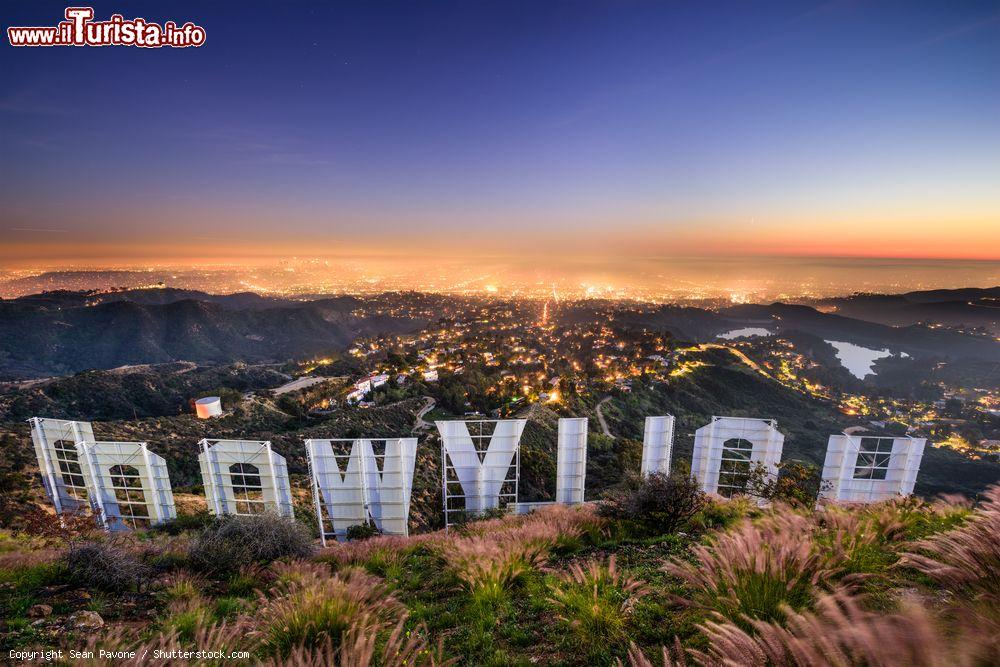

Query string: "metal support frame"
[[29, 417, 97, 519], [691, 416, 784, 501], [439, 419, 523, 531], [306, 437, 417, 544], [819, 433, 926, 503], [78, 440, 176, 531], [198, 439, 293, 518]]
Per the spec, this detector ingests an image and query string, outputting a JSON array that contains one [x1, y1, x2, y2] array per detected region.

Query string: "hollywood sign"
[[30, 413, 926, 539]]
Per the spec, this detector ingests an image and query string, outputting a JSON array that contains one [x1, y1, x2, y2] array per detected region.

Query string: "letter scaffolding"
[[198, 439, 294, 518], [76, 440, 175, 530], [305, 437, 418, 545], [30, 417, 96, 515], [641, 415, 675, 476], [819, 433, 926, 503], [437, 419, 525, 529], [29, 418, 175, 530], [691, 416, 785, 499], [555, 417, 588, 504]]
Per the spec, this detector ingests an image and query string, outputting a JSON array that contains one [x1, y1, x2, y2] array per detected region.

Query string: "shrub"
[[188, 513, 314, 575], [17, 507, 102, 540], [448, 506, 509, 531], [599, 472, 708, 535], [885, 493, 971, 541], [161, 598, 214, 642], [688, 496, 757, 533], [253, 561, 406, 659], [319, 535, 422, 569], [226, 565, 269, 597], [154, 511, 214, 536], [663, 512, 838, 627], [79, 622, 252, 667], [443, 532, 548, 607], [548, 555, 649, 652], [213, 596, 248, 619], [159, 571, 206, 603], [345, 522, 381, 541], [63, 540, 152, 593], [746, 461, 823, 507]]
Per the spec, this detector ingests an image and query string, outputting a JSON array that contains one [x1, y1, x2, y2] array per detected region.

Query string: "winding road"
[[413, 396, 436, 431], [596, 396, 613, 437]]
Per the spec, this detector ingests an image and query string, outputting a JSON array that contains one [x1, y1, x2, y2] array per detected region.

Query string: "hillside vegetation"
[[0, 293, 422, 378], [2, 480, 998, 665]]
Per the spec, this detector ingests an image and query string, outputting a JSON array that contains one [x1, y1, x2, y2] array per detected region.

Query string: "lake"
[[718, 327, 772, 340], [826, 340, 892, 379]]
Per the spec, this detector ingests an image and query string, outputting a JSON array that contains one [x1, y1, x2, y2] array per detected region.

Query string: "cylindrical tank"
[[195, 396, 223, 419]]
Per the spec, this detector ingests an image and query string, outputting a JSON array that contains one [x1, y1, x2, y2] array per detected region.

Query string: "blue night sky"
[[1, 1, 998, 262]]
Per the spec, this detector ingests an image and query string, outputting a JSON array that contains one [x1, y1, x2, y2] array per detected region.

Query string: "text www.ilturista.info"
[[8, 7, 205, 48]]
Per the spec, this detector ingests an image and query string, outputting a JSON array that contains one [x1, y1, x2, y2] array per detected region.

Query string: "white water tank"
[[195, 396, 223, 419]]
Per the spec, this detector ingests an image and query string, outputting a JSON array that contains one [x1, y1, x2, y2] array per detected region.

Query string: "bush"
[[17, 507, 102, 540], [153, 511, 214, 536], [63, 540, 152, 593], [746, 460, 823, 506], [188, 513, 314, 575], [345, 522, 381, 541], [902, 485, 1000, 599], [688, 496, 757, 533], [598, 472, 707, 535], [687, 591, 985, 667], [448, 506, 509, 531]]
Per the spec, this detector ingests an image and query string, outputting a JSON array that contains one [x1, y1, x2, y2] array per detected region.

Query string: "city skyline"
[[2, 1, 999, 267]]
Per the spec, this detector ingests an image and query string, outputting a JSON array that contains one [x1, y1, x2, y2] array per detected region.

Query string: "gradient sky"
[[1, 0, 999, 265]]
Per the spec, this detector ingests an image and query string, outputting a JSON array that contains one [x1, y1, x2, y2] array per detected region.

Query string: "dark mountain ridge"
[[813, 286, 1000, 333], [718, 303, 999, 360], [0, 294, 421, 378]]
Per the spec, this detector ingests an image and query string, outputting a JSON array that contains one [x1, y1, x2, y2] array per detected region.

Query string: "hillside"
[[4, 289, 997, 382], [2, 480, 998, 665], [0, 362, 294, 422], [718, 302, 1000, 360], [0, 293, 423, 378], [603, 299, 999, 362], [590, 347, 1000, 497], [814, 287, 1000, 333]]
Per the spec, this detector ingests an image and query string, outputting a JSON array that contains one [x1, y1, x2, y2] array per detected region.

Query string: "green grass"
[[226, 571, 263, 597], [213, 595, 248, 619], [0, 562, 66, 620], [0, 494, 987, 665], [161, 603, 213, 642], [900, 506, 971, 540]]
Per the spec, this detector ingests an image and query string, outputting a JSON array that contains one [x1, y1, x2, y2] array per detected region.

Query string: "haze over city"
[[3, 0, 999, 276]]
